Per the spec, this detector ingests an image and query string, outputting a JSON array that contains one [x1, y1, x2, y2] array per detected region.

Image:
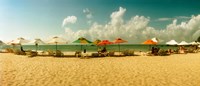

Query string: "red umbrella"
[[143, 39, 157, 45], [97, 40, 113, 46], [113, 38, 127, 54]]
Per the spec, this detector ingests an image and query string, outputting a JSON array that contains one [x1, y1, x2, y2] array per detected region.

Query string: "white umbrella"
[[47, 36, 67, 51], [10, 37, 29, 45], [151, 37, 159, 43], [29, 38, 46, 52], [178, 41, 189, 45], [9, 37, 29, 51], [0, 40, 5, 45], [166, 40, 178, 45], [189, 41, 199, 45]]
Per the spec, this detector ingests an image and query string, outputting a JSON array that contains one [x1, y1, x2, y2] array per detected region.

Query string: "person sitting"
[[179, 46, 186, 54], [151, 47, 155, 54], [101, 47, 108, 56]]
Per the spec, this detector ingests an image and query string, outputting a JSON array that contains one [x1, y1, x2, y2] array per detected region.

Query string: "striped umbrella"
[[72, 37, 92, 51]]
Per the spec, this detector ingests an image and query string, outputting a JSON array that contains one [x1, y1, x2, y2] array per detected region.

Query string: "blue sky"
[[1, 0, 200, 42]]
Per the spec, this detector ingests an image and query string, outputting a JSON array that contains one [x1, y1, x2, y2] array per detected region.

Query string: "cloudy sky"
[[0, 0, 200, 43]]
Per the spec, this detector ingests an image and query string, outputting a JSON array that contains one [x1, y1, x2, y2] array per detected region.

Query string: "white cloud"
[[62, 16, 77, 27], [83, 8, 93, 19], [176, 16, 191, 19], [157, 16, 191, 21], [63, 7, 200, 43], [157, 18, 173, 21]]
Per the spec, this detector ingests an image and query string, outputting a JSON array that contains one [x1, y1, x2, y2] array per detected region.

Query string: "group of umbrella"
[[143, 38, 200, 46], [0, 37, 127, 53], [1, 37, 199, 53]]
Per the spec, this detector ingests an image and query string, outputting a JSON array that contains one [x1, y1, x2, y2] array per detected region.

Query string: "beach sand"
[[1, 53, 200, 86]]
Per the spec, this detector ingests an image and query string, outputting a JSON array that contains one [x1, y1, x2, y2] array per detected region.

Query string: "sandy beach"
[[1, 53, 200, 86]]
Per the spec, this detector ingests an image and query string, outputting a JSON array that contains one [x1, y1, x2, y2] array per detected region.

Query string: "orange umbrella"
[[113, 38, 127, 53], [98, 40, 113, 46], [143, 39, 158, 51], [143, 39, 157, 45]]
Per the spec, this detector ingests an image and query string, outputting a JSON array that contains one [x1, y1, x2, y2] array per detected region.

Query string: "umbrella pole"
[[118, 44, 120, 56], [35, 45, 37, 52], [56, 43, 57, 51], [81, 45, 82, 51], [35, 43, 38, 52]]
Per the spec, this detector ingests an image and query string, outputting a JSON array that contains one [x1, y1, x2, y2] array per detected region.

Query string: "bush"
[[122, 50, 134, 56]]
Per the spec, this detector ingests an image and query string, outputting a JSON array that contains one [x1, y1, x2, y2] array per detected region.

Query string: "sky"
[[0, 0, 200, 43]]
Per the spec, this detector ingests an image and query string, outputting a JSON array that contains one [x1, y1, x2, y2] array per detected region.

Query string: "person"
[[83, 49, 86, 53], [101, 47, 107, 56], [151, 47, 155, 54], [101, 47, 107, 53], [20, 46, 25, 52]]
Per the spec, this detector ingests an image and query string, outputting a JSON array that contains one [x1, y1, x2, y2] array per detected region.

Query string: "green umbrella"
[[72, 37, 92, 51]]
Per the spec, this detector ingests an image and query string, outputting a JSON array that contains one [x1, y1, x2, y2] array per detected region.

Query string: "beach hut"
[[113, 38, 127, 54], [47, 36, 67, 51], [166, 40, 178, 45]]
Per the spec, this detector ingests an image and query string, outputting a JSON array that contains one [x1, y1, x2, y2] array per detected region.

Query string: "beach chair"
[[13, 49, 26, 55], [108, 51, 115, 57], [47, 50, 54, 56], [54, 50, 64, 57], [75, 51, 81, 57], [27, 51, 38, 57], [157, 49, 170, 56]]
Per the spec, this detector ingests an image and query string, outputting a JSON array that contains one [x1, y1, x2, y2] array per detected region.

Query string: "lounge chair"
[[75, 51, 82, 57], [54, 50, 64, 57], [13, 49, 26, 55]]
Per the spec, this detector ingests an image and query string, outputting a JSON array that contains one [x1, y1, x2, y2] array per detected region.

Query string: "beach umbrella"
[[10, 37, 29, 45], [30, 38, 46, 52], [178, 41, 189, 45], [113, 38, 127, 54], [189, 41, 199, 45], [143, 39, 157, 51], [166, 40, 178, 45], [143, 39, 157, 45], [0, 40, 5, 45], [9, 37, 30, 50], [97, 40, 113, 53], [93, 39, 101, 45], [98, 40, 113, 46], [151, 37, 159, 43], [48, 36, 67, 51], [72, 37, 92, 51]]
